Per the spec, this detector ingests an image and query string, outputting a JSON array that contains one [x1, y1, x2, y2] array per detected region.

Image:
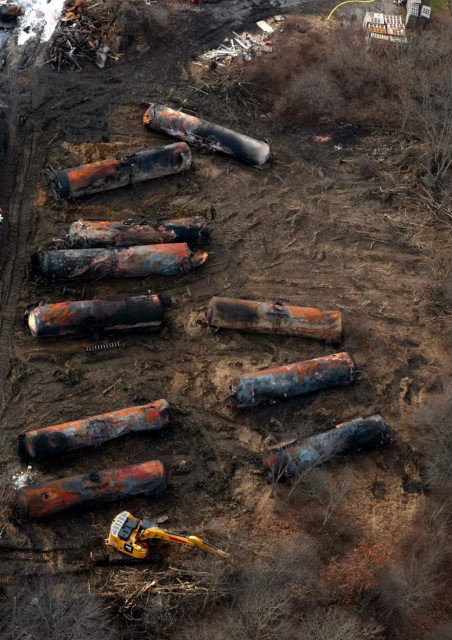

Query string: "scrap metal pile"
[[197, 16, 284, 67], [47, 0, 113, 71]]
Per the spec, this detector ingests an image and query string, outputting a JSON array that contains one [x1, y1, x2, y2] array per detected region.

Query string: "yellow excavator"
[[106, 511, 230, 562]]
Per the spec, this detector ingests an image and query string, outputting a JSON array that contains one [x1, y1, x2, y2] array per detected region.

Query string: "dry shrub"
[[288, 70, 344, 120], [239, 19, 330, 113], [361, 454, 452, 636], [296, 607, 384, 640], [236, 14, 452, 186], [107, 557, 235, 637], [85, 0, 170, 53], [326, 541, 393, 603], [370, 545, 448, 631], [289, 465, 354, 527], [0, 575, 119, 640], [115, 539, 324, 640], [413, 395, 452, 490], [425, 621, 452, 639]]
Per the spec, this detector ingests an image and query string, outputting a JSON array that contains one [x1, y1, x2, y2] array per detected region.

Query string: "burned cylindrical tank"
[[24, 400, 171, 461], [28, 295, 163, 338], [263, 414, 391, 478], [32, 244, 207, 280], [17, 460, 167, 520], [231, 352, 356, 408], [143, 104, 271, 167], [68, 217, 209, 249], [206, 297, 341, 340], [0, 4, 22, 27], [55, 143, 193, 199]]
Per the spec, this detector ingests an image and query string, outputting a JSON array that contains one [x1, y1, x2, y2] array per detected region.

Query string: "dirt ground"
[[0, 0, 451, 597]]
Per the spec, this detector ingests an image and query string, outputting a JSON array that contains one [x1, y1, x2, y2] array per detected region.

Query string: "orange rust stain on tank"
[[67, 160, 120, 189], [38, 303, 80, 326]]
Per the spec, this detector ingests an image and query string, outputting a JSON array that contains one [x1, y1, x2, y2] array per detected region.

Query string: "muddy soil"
[[0, 4, 451, 586]]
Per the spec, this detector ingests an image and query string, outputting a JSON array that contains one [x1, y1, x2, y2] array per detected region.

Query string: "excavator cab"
[[106, 511, 230, 561], [108, 511, 148, 559]]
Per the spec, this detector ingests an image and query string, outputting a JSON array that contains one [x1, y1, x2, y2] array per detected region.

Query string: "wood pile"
[[47, 0, 113, 71]]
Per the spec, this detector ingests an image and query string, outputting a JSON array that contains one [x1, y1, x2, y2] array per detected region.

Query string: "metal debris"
[[256, 20, 274, 34], [263, 414, 391, 478], [32, 244, 208, 280], [27, 295, 163, 337], [231, 352, 356, 408], [143, 104, 271, 167], [197, 17, 283, 66], [54, 143, 193, 199], [24, 399, 171, 460], [68, 217, 209, 248], [17, 460, 167, 520], [85, 341, 124, 352], [206, 297, 342, 340]]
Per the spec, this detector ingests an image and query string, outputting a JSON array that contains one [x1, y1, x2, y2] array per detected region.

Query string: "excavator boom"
[[107, 511, 230, 561]]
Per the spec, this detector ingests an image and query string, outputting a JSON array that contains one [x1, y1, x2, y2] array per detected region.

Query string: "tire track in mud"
[[0, 51, 43, 406]]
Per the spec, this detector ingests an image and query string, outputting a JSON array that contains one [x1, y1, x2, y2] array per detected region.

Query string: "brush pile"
[[103, 563, 234, 631], [47, 0, 169, 71]]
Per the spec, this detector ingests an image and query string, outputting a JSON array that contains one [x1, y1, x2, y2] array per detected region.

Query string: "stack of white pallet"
[[406, 0, 421, 26], [363, 11, 386, 31], [368, 32, 391, 42], [418, 4, 431, 25], [364, 13, 407, 44], [386, 14, 405, 34]]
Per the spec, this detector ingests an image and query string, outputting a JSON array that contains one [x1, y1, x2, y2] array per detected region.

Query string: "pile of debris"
[[47, 0, 113, 71], [197, 15, 284, 67]]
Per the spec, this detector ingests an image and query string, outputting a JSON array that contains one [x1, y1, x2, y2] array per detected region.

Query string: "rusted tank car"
[[0, 4, 22, 27], [32, 244, 207, 280], [55, 143, 192, 199], [24, 400, 171, 461], [231, 352, 356, 408], [143, 104, 271, 167], [263, 413, 391, 477], [68, 217, 209, 249], [17, 460, 167, 520], [206, 297, 341, 340], [28, 295, 163, 338]]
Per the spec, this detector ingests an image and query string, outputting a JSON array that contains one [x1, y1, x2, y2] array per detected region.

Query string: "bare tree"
[[0, 575, 119, 640], [295, 607, 384, 640], [371, 545, 447, 631], [306, 466, 354, 527], [400, 70, 452, 181], [413, 396, 452, 490]]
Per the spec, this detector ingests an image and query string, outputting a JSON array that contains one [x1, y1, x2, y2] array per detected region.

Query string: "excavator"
[[106, 511, 230, 562]]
